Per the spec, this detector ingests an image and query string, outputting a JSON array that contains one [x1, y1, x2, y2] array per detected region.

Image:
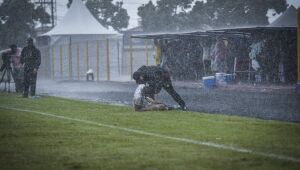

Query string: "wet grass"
[[0, 92, 299, 170]]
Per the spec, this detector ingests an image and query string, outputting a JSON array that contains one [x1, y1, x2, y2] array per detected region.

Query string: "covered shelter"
[[131, 30, 250, 80], [38, 0, 122, 81], [131, 5, 297, 83], [210, 5, 297, 83]]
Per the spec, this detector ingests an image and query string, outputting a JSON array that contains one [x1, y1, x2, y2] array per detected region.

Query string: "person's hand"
[[33, 68, 37, 74]]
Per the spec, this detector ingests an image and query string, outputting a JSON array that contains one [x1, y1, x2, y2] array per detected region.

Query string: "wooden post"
[[77, 44, 80, 80], [96, 40, 100, 81], [106, 39, 110, 81], [59, 45, 63, 79], [145, 39, 149, 66]]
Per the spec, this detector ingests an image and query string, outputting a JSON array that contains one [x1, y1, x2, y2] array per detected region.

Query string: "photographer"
[[11, 45, 24, 93], [0, 49, 12, 72], [0, 44, 24, 93]]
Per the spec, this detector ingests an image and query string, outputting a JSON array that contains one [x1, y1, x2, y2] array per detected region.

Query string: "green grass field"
[[0, 93, 299, 170]]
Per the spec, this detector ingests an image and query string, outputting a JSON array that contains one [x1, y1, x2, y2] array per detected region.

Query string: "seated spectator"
[[86, 69, 94, 81]]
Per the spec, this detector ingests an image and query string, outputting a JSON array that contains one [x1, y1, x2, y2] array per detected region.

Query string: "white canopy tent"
[[39, 0, 123, 80]]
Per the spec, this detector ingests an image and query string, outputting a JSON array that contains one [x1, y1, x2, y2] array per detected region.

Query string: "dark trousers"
[[163, 81, 185, 108], [13, 68, 24, 93], [86, 73, 94, 81], [149, 77, 186, 109], [23, 69, 37, 96]]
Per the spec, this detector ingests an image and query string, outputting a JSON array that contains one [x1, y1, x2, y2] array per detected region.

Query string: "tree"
[[137, 0, 288, 32], [137, 1, 157, 31], [67, 0, 129, 31], [203, 0, 287, 27], [138, 0, 193, 31], [0, 0, 50, 49]]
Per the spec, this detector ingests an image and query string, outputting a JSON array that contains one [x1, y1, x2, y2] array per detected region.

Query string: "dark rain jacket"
[[21, 46, 41, 70], [136, 65, 171, 93]]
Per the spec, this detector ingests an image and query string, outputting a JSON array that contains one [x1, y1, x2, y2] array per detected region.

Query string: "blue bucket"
[[202, 76, 216, 89]]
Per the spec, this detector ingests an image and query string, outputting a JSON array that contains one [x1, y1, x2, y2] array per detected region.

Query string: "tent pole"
[[77, 44, 80, 80], [51, 46, 55, 80], [130, 38, 133, 80], [117, 40, 120, 75], [297, 8, 300, 92], [106, 39, 110, 81], [59, 45, 63, 79], [86, 41, 89, 72], [69, 37, 72, 80], [96, 40, 99, 81]]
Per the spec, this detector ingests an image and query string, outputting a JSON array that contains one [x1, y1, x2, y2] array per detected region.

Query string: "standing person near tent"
[[200, 39, 213, 76], [212, 36, 227, 73], [10, 44, 24, 93], [133, 65, 186, 110], [21, 38, 41, 98]]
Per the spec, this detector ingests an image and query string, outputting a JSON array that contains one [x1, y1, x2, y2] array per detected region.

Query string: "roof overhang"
[[131, 26, 296, 40]]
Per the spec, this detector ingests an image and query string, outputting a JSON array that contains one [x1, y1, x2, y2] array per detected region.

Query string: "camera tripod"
[[0, 66, 14, 92]]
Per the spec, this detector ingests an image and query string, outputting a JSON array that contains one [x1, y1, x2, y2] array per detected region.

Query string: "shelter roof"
[[131, 5, 297, 40], [131, 30, 250, 40]]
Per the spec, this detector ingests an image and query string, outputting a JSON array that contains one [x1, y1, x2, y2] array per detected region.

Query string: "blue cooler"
[[225, 74, 234, 84], [216, 73, 227, 86], [202, 76, 216, 89]]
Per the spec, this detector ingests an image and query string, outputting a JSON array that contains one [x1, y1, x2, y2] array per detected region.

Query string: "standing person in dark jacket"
[[133, 65, 186, 110], [21, 38, 41, 98]]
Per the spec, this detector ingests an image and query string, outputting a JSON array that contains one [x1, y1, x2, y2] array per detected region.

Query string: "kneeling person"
[[133, 84, 168, 112]]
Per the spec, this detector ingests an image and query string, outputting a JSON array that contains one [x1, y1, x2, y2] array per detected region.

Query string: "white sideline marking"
[[1, 106, 300, 163]]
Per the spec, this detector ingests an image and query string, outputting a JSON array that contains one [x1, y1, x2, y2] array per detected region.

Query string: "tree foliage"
[[67, 0, 129, 31], [0, 0, 50, 49], [138, 0, 288, 32]]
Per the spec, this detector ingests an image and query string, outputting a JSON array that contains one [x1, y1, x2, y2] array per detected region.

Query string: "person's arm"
[[145, 97, 164, 105], [33, 49, 41, 73], [35, 49, 41, 70], [20, 48, 25, 65]]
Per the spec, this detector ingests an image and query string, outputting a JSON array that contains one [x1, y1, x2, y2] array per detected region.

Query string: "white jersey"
[[133, 84, 146, 107]]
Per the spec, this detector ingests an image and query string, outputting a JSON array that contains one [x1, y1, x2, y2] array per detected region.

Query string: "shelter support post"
[[155, 40, 160, 65], [106, 39, 110, 81], [130, 38, 133, 80], [69, 37, 72, 80], [51, 46, 55, 80], [77, 44, 80, 80], [233, 57, 237, 79], [297, 8, 300, 92], [145, 39, 149, 66], [96, 40, 99, 81], [59, 45, 63, 79]]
